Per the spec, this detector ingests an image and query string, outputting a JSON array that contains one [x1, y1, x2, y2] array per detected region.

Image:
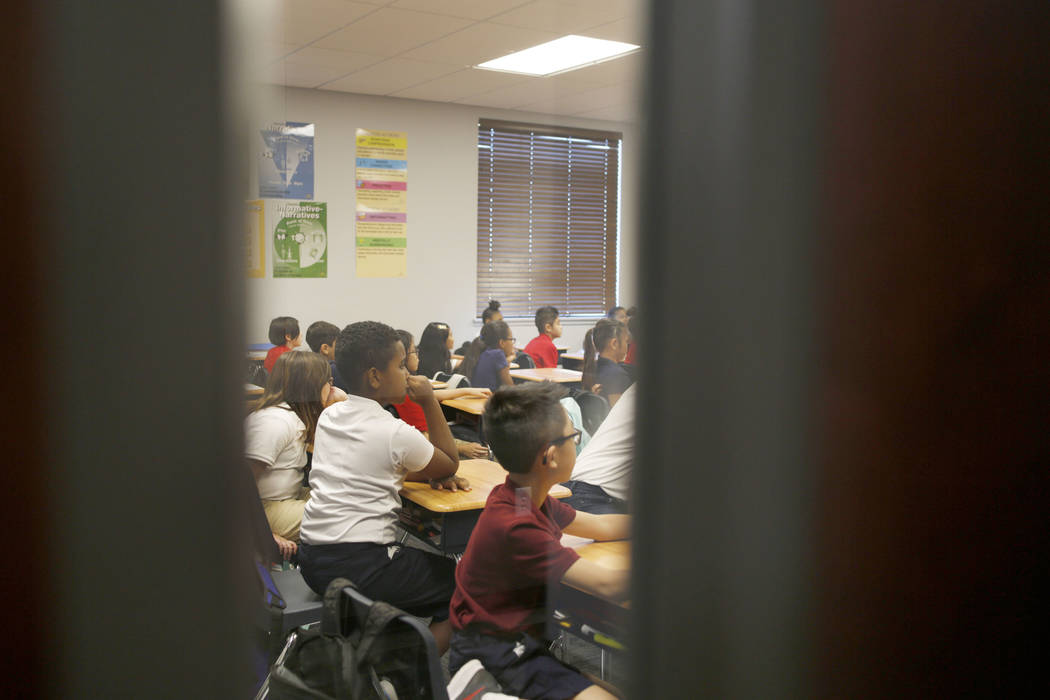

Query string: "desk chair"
[[257, 565, 324, 662], [513, 353, 535, 369], [574, 391, 610, 435]]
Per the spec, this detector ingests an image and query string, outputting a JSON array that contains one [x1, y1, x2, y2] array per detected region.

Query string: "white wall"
[[247, 86, 638, 352]]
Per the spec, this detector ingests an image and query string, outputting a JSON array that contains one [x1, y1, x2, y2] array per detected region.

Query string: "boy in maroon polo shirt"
[[523, 306, 562, 368], [449, 383, 629, 700]]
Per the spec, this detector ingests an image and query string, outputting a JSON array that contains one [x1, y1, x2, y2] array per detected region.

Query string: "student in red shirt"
[[523, 305, 562, 368], [449, 383, 629, 700], [263, 316, 302, 373]]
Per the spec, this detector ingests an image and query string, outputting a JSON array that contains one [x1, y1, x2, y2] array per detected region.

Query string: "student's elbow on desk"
[[417, 447, 458, 480], [562, 559, 629, 601]]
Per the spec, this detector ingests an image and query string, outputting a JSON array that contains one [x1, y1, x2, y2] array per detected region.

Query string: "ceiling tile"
[[556, 0, 640, 15], [319, 57, 460, 94], [257, 42, 299, 65], [313, 7, 474, 56], [275, 0, 378, 44], [261, 61, 345, 88], [400, 22, 558, 66], [282, 46, 386, 73], [578, 16, 645, 45], [515, 82, 631, 114], [390, 0, 529, 21], [488, 0, 615, 34], [572, 102, 639, 123], [454, 71, 602, 109], [389, 67, 528, 101]]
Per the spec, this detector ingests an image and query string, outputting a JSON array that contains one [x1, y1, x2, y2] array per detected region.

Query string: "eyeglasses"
[[503, 337, 516, 343], [549, 430, 582, 447]]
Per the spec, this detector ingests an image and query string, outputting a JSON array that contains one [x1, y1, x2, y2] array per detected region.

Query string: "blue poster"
[[258, 121, 314, 199]]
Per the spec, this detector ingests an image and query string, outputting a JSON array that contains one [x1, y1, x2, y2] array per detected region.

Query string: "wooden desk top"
[[247, 350, 267, 362], [441, 396, 488, 415], [430, 380, 448, 389], [400, 459, 571, 512], [567, 540, 631, 607], [245, 383, 264, 396], [510, 368, 583, 383], [561, 351, 585, 361]]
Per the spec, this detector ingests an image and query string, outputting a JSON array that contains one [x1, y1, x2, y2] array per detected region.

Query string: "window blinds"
[[476, 119, 621, 319]]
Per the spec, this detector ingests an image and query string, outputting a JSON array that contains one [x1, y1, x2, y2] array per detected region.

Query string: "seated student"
[[392, 329, 492, 460], [456, 320, 516, 394], [449, 383, 629, 700], [416, 321, 455, 379], [263, 316, 302, 372], [623, 307, 638, 365], [563, 384, 636, 515], [581, 318, 633, 407], [606, 305, 627, 323], [304, 320, 349, 392], [298, 321, 469, 654], [245, 351, 345, 559], [523, 305, 562, 368], [455, 300, 503, 356]]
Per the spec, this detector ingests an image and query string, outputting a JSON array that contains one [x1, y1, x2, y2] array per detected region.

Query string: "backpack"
[[266, 578, 446, 700]]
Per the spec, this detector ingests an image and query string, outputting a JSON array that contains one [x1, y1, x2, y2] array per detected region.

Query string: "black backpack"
[[266, 578, 447, 700]]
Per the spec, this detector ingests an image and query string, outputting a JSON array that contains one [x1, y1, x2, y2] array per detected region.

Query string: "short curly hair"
[[334, 321, 402, 393]]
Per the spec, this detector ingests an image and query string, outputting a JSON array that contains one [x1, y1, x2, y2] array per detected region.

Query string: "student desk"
[[397, 459, 571, 555], [440, 396, 487, 415], [551, 540, 631, 659], [509, 368, 583, 384], [245, 383, 264, 397], [560, 351, 585, 370], [430, 380, 448, 389]]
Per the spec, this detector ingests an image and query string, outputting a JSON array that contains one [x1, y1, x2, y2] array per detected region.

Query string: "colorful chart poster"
[[273, 201, 327, 278], [258, 122, 314, 199], [355, 129, 407, 277], [246, 199, 265, 278]]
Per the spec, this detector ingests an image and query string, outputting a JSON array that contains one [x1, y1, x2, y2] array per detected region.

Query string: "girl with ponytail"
[[581, 318, 633, 407]]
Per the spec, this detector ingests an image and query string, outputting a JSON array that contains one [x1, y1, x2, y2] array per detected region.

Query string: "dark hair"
[[417, 322, 452, 378], [482, 300, 502, 323], [251, 351, 331, 446], [534, 306, 559, 335], [607, 306, 626, 318], [458, 320, 510, 380], [484, 383, 568, 474], [582, 319, 627, 391], [334, 321, 403, 394], [305, 320, 339, 353], [395, 329, 414, 353], [268, 316, 300, 346]]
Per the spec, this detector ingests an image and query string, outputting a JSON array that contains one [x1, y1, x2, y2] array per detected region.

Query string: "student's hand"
[[429, 475, 471, 492], [325, 386, 348, 407], [406, 374, 435, 402], [459, 387, 492, 399], [273, 533, 297, 561], [457, 441, 490, 459]]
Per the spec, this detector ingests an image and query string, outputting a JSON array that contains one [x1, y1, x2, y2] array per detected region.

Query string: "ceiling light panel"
[[476, 35, 639, 76]]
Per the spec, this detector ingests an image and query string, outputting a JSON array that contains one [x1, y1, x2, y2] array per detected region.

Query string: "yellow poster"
[[246, 199, 264, 278], [356, 128, 408, 277]]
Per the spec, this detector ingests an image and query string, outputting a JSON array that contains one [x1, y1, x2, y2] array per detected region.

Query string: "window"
[[476, 119, 621, 319]]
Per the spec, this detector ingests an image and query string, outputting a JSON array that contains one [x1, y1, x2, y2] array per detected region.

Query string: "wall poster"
[[355, 128, 407, 277], [258, 121, 315, 199], [272, 201, 327, 278], [246, 199, 265, 278]]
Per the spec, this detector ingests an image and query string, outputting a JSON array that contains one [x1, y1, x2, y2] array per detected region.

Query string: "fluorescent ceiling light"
[[476, 35, 640, 77]]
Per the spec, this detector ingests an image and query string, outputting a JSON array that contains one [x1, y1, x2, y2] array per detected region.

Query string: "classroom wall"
[[246, 85, 639, 353]]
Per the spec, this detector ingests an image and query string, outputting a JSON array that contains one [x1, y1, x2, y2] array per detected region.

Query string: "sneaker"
[[447, 659, 502, 700]]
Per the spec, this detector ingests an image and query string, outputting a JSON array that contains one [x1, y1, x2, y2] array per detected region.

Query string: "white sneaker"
[[446, 659, 504, 700]]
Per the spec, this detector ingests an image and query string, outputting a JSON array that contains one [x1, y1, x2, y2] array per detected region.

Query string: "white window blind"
[[476, 119, 620, 319]]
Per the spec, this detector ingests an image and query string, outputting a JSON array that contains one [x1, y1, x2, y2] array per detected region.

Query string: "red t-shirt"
[[450, 477, 579, 637], [263, 344, 291, 373], [524, 334, 559, 368], [624, 341, 637, 365], [392, 396, 428, 432]]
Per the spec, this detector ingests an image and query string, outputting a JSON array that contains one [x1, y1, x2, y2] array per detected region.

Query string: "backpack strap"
[[354, 601, 403, 665], [321, 577, 353, 637]]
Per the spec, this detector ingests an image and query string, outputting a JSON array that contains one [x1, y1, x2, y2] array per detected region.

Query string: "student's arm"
[[433, 387, 492, 401], [247, 458, 267, 481], [325, 386, 348, 407], [563, 511, 630, 542], [561, 558, 629, 601], [498, 366, 514, 387], [404, 375, 465, 487], [606, 392, 622, 407]]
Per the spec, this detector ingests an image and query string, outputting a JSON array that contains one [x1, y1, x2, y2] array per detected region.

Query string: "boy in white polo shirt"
[[299, 321, 468, 653]]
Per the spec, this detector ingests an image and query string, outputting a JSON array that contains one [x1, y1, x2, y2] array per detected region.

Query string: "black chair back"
[[574, 391, 610, 436]]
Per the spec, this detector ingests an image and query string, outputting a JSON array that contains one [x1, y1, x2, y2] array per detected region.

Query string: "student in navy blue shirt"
[[582, 319, 633, 407], [305, 320, 349, 392], [458, 321, 516, 394]]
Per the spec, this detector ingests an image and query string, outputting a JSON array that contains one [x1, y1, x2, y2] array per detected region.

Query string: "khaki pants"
[[261, 486, 310, 541]]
